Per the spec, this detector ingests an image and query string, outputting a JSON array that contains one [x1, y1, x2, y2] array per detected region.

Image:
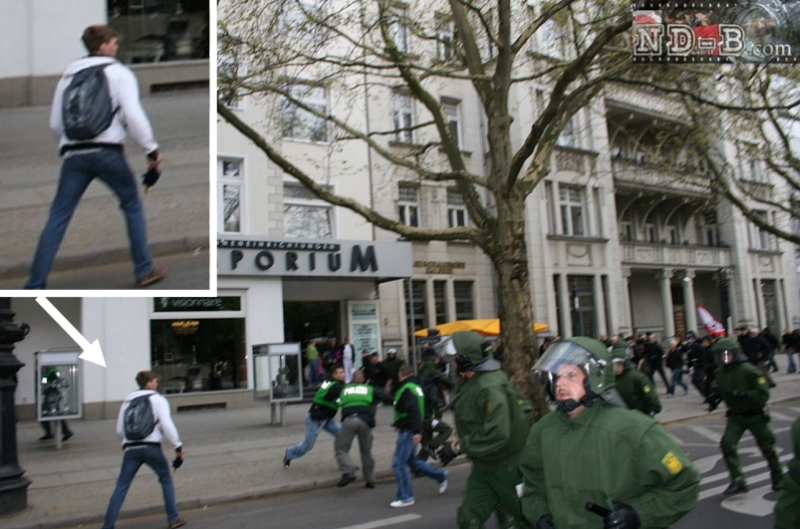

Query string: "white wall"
[[0, 0, 106, 79]]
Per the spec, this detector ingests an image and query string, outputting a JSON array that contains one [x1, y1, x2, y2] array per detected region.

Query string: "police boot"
[[722, 481, 748, 495]]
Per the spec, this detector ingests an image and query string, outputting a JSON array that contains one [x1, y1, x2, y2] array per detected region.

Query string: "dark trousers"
[[645, 363, 670, 391], [721, 412, 783, 487], [41, 420, 72, 438]]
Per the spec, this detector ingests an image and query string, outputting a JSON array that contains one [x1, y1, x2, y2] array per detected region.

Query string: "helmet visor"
[[719, 349, 736, 365], [533, 340, 599, 376]]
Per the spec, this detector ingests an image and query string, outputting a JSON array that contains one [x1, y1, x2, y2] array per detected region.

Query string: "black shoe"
[[336, 474, 356, 487], [723, 482, 748, 496], [768, 381, 777, 388], [62, 431, 73, 441], [282, 450, 291, 469], [39, 435, 53, 441], [365, 481, 375, 489]]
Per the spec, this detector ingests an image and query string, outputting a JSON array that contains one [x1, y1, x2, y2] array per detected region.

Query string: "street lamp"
[[0, 298, 31, 514]]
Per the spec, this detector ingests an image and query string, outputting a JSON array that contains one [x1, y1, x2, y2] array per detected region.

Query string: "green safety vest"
[[339, 383, 373, 408], [393, 381, 425, 423], [312, 380, 340, 410]]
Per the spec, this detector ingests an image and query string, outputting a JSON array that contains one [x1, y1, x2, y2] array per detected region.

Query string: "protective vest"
[[393, 381, 425, 423], [340, 383, 373, 408], [312, 380, 340, 410]]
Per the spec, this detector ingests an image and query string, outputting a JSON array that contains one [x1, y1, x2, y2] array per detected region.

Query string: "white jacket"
[[49, 56, 158, 155], [116, 389, 182, 450]]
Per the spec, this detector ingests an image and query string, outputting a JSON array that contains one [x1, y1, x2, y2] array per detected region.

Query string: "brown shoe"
[[136, 267, 166, 288], [168, 518, 186, 529]]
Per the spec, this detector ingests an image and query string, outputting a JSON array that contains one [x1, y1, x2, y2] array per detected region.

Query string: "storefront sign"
[[154, 297, 242, 312], [218, 237, 412, 279], [413, 260, 466, 274]]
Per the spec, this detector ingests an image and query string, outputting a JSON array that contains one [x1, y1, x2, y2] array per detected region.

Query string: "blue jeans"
[[788, 351, 797, 373], [25, 148, 153, 289], [669, 367, 688, 395], [286, 411, 340, 461], [392, 429, 447, 502], [308, 359, 319, 385], [102, 445, 179, 529]]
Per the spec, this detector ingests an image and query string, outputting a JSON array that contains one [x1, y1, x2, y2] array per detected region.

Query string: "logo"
[[661, 451, 684, 474]]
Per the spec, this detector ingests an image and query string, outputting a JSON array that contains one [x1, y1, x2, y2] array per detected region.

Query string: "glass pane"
[[447, 188, 464, 206], [223, 183, 241, 232], [284, 205, 332, 239], [398, 184, 418, 203], [434, 280, 447, 324], [454, 281, 474, 320], [221, 160, 240, 178], [571, 205, 584, 236]]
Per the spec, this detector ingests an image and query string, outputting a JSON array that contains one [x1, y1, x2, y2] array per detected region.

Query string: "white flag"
[[696, 303, 726, 336]]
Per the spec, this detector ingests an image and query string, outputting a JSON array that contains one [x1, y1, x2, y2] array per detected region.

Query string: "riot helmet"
[[531, 337, 616, 413], [712, 337, 743, 366], [452, 331, 500, 373]]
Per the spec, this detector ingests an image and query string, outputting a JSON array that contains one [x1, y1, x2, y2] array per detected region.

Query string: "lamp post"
[[0, 298, 31, 514]]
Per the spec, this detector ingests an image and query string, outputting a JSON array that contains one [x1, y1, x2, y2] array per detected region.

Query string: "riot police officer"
[[520, 337, 699, 529]]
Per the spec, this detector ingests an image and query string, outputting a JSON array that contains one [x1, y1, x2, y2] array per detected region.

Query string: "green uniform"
[[335, 383, 376, 482], [453, 370, 531, 528], [519, 401, 699, 528], [715, 361, 783, 488], [775, 416, 800, 529], [616, 367, 662, 416]]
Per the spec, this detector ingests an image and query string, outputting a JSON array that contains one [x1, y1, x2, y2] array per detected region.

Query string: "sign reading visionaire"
[[632, 1, 800, 63], [218, 237, 412, 279]]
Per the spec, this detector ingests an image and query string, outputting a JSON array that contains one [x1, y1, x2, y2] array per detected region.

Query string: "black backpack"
[[62, 62, 117, 141], [124, 392, 159, 440]]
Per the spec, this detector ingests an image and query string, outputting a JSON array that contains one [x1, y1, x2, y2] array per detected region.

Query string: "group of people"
[[101, 329, 798, 529]]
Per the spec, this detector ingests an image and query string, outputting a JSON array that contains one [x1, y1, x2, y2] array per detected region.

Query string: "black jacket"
[[393, 376, 423, 434]]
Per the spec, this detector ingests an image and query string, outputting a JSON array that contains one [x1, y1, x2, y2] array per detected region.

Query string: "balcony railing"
[[612, 159, 709, 196], [620, 241, 732, 269]]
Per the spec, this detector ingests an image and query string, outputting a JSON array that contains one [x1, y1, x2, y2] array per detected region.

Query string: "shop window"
[[434, 280, 447, 324], [398, 183, 420, 227], [107, 1, 209, 64], [559, 184, 585, 236], [150, 318, 246, 393], [284, 182, 334, 239], [454, 281, 474, 320], [281, 83, 328, 142], [218, 158, 244, 233]]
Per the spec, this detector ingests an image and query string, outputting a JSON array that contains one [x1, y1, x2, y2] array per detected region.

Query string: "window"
[[390, 7, 410, 53], [556, 116, 578, 148], [434, 280, 447, 324], [447, 188, 468, 227], [441, 98, 462, 148], [619, 210, 633, 242], [280, 0, 329, 43], [559, 185, 585, 236], [454, 281, 474, 320], [282, 84, 328, 142], [398, 184, 420, 227], [393, 92, 414, 144], [666, 222, 679, 244], [436, 15, 455, 61], [698, 211, 719, 246], [645, 221, 658, 243], [753, 210, 771, 250], [741, 143, 764, 182], [405, 280, 428, 340], [283, 182, 333, 239], [218, 158, 243, 233], [218, 45, 243, 109], [539, 18, 569, 59]]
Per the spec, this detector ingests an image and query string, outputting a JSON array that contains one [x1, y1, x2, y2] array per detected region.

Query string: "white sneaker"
[[390, 499, 415, 508], [439, 473, 449, 494]]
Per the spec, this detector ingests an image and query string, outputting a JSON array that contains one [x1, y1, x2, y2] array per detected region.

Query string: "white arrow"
[[36, 297, 106, 368]]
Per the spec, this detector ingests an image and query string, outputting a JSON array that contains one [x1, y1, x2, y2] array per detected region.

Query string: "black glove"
[[141, 167, 161, 190], [730, 390, 748, 399], [172, 456, 183, 471], [437, 441, 460, 466], [536, 514, 556, 529], [604, 503, 641, 529]]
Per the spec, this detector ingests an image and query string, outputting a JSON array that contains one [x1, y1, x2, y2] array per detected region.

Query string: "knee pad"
[[457, 506, 485, 529]]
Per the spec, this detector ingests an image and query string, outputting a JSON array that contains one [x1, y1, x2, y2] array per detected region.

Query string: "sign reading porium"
[[218, 237, 412, 278]]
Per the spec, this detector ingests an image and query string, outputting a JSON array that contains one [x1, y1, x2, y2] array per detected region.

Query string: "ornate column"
[[0, 299, 31, 514], [659, 269, 676, 338], [682, 269, 698, 335]]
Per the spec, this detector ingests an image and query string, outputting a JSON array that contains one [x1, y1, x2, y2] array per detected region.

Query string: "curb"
[[0, 235, 209, 279]]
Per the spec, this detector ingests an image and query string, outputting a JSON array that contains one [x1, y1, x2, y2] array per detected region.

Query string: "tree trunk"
[[490, 191, 550, 421]]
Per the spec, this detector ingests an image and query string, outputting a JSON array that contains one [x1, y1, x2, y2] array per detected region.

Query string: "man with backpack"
[[25, 25, 165, 290], [102, 371, 185, 529]]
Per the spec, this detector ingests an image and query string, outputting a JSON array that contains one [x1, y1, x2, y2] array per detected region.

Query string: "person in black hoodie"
[[390, 365, 448, 508]]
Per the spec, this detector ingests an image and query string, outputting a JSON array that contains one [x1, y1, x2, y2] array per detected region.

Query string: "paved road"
[[78, 400, 799, 529]]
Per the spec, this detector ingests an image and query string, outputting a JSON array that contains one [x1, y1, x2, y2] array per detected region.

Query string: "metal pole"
[[0, 298, 31, 514]]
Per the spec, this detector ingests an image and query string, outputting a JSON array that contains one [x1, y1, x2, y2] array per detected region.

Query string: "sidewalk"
[[4, 364, 799, 529], [0, 89, 209, 287]]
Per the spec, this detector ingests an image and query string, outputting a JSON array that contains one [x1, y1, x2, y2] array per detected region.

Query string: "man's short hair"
[[82, 25, 117, 54], [136, 370, 158, 389]]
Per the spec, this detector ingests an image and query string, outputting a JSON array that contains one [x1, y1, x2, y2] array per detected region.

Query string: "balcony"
[[620, 241, 732, 269], [612, 159, 709, 197]]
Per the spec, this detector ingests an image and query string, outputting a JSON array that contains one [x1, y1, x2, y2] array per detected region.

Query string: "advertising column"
[[347, 301, 381, 369]]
